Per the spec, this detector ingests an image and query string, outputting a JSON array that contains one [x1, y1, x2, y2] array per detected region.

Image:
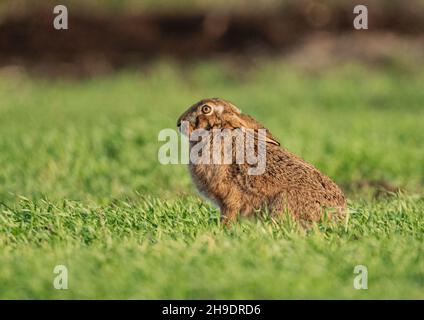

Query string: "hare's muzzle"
[[177, 120, 191, 136]]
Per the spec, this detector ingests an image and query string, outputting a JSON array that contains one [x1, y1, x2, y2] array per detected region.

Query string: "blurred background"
[[1, 0, 424, 76], [0, 0, 423, 203]]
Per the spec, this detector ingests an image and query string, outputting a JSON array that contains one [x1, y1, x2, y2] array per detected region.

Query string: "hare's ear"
[[263, 133, 280, 146], [238, 114, 280, 146], [215, 103, 241, 116], [221, 113, 248, 129], [228, 103, 242, 114], [242, 127, 280, 146], [222, 112, 281, 146]]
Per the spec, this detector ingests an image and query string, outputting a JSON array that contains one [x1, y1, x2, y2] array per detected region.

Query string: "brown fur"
[[177, 98, 346, 225]]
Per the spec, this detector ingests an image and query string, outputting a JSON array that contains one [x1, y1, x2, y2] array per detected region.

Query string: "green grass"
[[0, 61, 423, 298]]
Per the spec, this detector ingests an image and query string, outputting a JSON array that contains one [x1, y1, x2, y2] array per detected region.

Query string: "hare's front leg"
[[220, 205, 238, 227]]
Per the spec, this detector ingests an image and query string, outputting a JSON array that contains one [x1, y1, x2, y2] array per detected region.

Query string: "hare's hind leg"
[[267, 192, 290, 217]]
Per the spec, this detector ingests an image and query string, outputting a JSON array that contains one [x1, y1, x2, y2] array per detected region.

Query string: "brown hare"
[[177, 98, 346, 226]]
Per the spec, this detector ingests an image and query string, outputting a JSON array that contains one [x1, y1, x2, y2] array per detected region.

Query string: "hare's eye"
[[201, 105, 213, 115]]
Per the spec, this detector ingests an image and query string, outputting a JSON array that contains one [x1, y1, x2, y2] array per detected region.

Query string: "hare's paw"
[[219, 206, 239, 227]]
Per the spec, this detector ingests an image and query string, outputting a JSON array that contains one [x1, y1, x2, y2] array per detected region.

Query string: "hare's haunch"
[[177, 98, 346, 225]]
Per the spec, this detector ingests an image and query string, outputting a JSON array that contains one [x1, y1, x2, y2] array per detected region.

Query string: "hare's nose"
[[177, 122, 181, 127]]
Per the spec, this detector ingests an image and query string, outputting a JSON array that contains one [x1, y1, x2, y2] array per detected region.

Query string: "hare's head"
[[177, 98, 280, 146], [177, 98, 240, 134]]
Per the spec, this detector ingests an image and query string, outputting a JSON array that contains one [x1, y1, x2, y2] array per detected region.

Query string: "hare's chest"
[[189, 164, 230, 204]]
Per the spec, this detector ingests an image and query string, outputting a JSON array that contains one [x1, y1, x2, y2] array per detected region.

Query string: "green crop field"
[[0, 61, 423, 299]]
